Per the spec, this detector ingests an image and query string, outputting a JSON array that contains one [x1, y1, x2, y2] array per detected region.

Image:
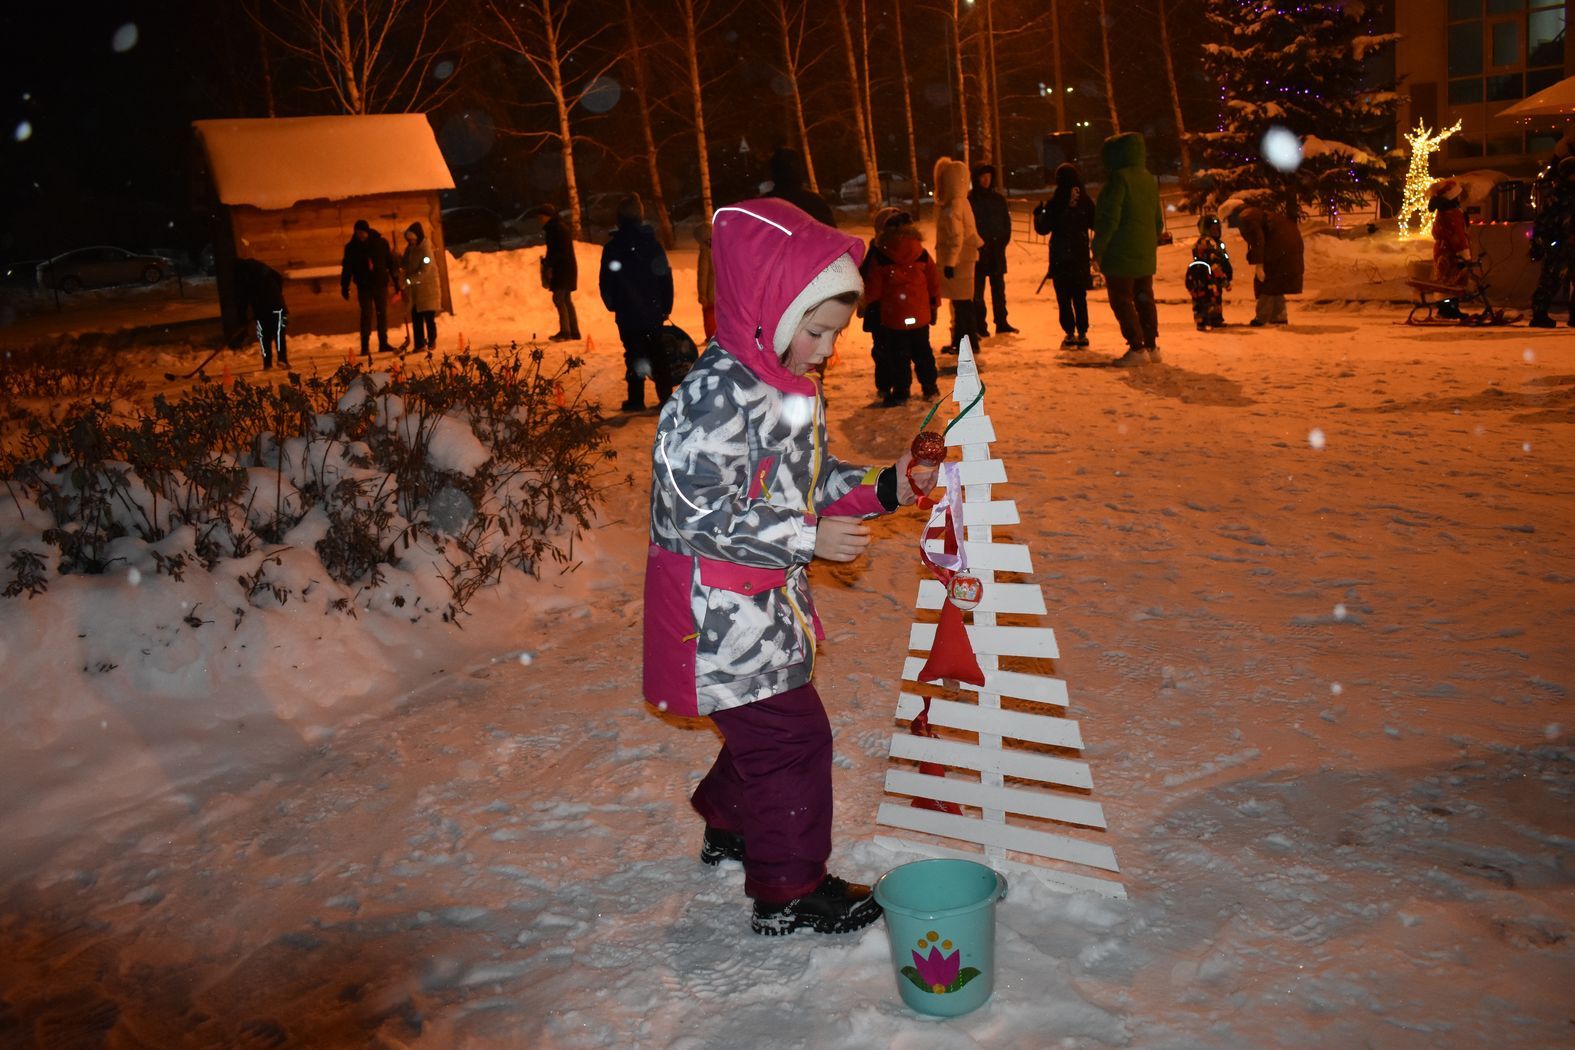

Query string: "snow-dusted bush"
[[0, 347, 613, 621]]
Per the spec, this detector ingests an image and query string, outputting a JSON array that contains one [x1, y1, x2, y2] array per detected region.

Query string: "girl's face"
[[783, 298, 856, 376], [405, 231, 417, 245]]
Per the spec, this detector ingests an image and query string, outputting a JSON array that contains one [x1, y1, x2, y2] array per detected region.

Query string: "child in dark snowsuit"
[[1530, 156, 1575, 328], [1185, 214, 1233, 330], [644, 198, 935, 936], [234, 257, 289, 369], [862, 212, 941, 406]]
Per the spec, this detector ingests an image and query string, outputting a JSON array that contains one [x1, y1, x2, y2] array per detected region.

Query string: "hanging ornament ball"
[[911, 430, 947, 466], [948, 572, 984, 611]]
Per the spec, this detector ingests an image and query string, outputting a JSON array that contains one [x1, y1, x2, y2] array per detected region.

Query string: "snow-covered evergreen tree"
[[1185, 0, 1402, 219]]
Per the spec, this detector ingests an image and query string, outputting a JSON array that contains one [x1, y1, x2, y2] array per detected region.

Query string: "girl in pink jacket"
[[644, 198, 934, 935]]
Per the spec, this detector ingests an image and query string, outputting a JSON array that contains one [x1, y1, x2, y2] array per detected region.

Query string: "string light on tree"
[[1396, 119, 1462, 240]]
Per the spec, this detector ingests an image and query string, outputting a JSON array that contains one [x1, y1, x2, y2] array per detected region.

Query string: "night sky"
[[1, 0, 1212, 265]]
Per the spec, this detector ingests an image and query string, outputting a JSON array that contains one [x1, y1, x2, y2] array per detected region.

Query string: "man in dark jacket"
[[599, 194, 675, 411], [1219, 198, 1304, 327], [340, 218, 394, 357], [766, 147, 836, 227], [1092, 132, 1165, 366], [969, 165, 1017, 336], [235, 257, 288, 370], [1529, 155, 1575, 328], [537, 204, 581, 341]]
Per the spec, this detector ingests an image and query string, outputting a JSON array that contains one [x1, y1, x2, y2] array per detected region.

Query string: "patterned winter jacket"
[[643, 199, 891, 718]]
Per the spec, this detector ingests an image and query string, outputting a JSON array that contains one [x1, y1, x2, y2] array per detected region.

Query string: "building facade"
[[1396, 0, 1571, 174]]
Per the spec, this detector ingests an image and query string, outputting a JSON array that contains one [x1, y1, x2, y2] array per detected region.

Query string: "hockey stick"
[[163, 345, 226, 381]]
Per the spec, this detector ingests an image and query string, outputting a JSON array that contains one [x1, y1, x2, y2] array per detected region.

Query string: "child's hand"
[[895, 449, 938, 506], [814, 516, 871, 562]]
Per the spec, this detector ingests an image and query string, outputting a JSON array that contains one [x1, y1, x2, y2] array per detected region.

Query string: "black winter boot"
[[751, 874, 883, 936], [699, 826, 744, 866], [1529, 311, 1556, 328]]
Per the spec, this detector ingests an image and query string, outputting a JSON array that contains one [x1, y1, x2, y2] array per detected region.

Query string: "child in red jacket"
[[1427, 178, 1472, 320], [861, 212, 941, 406]]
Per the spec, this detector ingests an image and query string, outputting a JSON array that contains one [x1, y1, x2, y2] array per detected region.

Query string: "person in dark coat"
[[1034, 162, 1097, 347], [766, 147, 836, 227], [968, 165, 1017, 337], [537, 204, 581, 341], [599, 194, 676, 411], [340, 218, 394, 357], [1219, 198, 1305, 327], [400, 221, 441, 351], [234, 257, 288, 370], [1092, 132, 1165, 366], [1529, 155, 1575, 328]]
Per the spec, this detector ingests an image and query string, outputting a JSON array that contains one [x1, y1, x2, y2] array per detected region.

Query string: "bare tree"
[[975, 25, 993, 168], [622, 0, 676, 246], [480, 0, 617, 239], [1048, 0, 1066, 131], [859, 0, 878, 172], [835, 2, 882, 213], [946, 0, 971, 165], [256, 0, 459, 115], [1155, 0, 1192, 176], [893, 0, 923, 214], [1096, 0, 1121, 133], [771, 0, 821, 194], [677, 0, 716, 217], [984, 0, 1004, 176]]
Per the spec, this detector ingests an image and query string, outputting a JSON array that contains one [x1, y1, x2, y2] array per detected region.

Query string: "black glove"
[[943, 266, 955, 279], [341, 287, 350, 301]]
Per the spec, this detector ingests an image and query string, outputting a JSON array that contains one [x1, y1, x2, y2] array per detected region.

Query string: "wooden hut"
[[194, 115, 456, 337]]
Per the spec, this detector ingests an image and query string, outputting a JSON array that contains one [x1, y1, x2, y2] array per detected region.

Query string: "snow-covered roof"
[[194, 115, 455, 211]]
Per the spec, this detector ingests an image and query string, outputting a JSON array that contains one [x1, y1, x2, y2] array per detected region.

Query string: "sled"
[[1404, 260, 1520, 327]]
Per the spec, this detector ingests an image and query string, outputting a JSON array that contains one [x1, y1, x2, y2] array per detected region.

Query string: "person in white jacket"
[[932, 157, 984, 354]]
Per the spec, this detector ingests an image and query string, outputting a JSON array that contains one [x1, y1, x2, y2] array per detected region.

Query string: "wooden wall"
[[218, 191, 452, 338]]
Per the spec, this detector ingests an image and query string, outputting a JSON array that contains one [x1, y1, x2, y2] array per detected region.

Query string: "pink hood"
[[711, 198, 865, 395]]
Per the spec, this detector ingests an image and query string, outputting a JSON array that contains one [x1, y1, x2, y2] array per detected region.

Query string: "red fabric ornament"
[[908, 696, 963, 815], [917, 598, 985, 686]]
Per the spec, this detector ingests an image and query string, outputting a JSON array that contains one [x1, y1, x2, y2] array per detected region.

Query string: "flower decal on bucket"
[[902, 930, 982, 994]]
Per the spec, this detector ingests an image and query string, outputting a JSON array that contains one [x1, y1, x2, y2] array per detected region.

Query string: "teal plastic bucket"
[[872, 858, 1008, 1017]]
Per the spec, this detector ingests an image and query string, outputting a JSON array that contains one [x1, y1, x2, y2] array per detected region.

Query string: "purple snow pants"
[[690, 683, 833, 903]]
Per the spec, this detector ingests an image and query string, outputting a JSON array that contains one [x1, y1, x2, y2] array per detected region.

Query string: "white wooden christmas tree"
[[874, 338, 1125, 898]]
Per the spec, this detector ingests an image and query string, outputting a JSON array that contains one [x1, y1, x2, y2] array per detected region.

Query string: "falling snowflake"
[[1308, 428, 1326, 450], [1330, 682, 1343, 695], [127, 568, 142, 586], [517, 651, 534, 666], [13, 121, 31, 143], [1333, 603, 1347, 620], [1261, 126, 1303, 172], [112, 24, 138, 52], [1522, 348, 1535, 363]]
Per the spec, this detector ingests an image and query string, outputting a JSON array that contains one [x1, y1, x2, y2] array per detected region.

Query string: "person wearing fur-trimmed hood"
[[933, 156, 984, 354], [1218, 196, 1304, 328], [400, 222, 441, 351], [643, 198, 936, 936]]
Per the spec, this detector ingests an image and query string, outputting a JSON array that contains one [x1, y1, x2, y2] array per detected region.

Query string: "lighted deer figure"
[[1396, 119, 1462, 239]]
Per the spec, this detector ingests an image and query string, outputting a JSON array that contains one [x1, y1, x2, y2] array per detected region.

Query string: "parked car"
[[501, 211, 549, 246], [2, 260, 40, 289], [36, 246, 172, 293], [440, 206, 505, 248], [839, 170, 923, 205]]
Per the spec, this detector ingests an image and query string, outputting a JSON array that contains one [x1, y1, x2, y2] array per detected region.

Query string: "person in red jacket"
[[861, 211, 942, 406], [1427, 178, 1472, 321]]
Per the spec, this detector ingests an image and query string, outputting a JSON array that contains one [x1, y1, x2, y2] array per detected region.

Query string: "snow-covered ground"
[[1, 225, 1571, 1048]]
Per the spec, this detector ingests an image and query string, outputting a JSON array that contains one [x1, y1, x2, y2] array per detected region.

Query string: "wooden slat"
[[883, 769, 1106, 829], [937, 458, 1007, 487], [900, 658, 1070, 706], [875, 803, 1119, 872], [874, 835, 1128, 898], [949, 500, 1019, 526], [922, 540, 1032, 573], [909, 622, 1059, 660], [888, 733, 1090, 789], [893, 693, 1082, 748], [943, 415, 996, 446], [916, 579, 1044, 615]]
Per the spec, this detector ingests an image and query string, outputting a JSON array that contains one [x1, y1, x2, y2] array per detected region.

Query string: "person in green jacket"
[[1092, 132, 1166, 366]]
